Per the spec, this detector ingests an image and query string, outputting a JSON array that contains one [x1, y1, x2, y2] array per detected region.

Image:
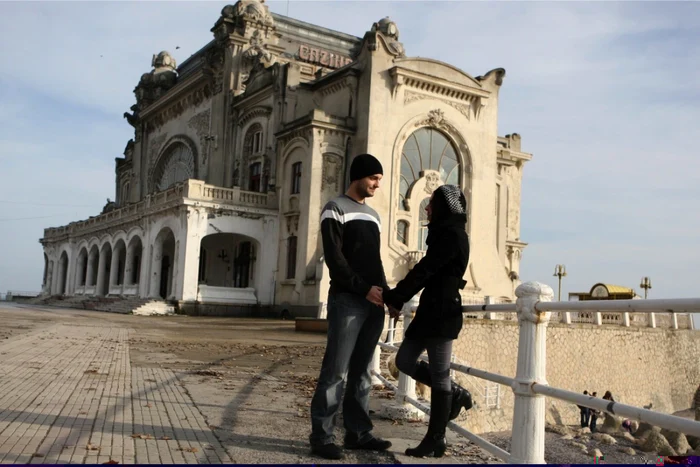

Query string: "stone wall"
[[451, 320, 700, 433]]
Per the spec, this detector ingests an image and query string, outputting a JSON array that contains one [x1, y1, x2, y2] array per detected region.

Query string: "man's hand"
[[366, 286, 384, 307]]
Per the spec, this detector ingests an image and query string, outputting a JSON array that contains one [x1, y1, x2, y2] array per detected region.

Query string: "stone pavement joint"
[[0, 324, 233, 464]]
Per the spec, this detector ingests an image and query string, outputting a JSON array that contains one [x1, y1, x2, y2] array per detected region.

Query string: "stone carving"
[[322, 154, 343, 192], [423, 171, 441, 194], [405, 91, 472, 120], [187, 110, 211, 164], [368, 17, 405, 57], [212, 1, 276, 49], [422, 109, 446, 128], [238, 106, 272, 128], [232, 159, 240, 187], [285, 214, 299, 234], [147, 84, 213, 131], [133, 51, 178, 110], [243, 30, 275, 66], [232, 0, 274, 26], [203, 45, 225, 95]]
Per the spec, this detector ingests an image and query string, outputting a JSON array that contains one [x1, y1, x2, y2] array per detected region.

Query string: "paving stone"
[[0, 324, 231, 464]]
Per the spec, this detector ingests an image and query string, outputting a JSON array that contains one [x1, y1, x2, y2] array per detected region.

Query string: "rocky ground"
[[2, 302, 698, 464]]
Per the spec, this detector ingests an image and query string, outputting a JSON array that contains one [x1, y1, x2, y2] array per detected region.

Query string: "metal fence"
[[371, 281, 700, 464]]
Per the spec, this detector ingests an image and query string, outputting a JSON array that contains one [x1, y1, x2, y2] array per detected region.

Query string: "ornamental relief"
[[322, 153, 343, 192], [187, 110, 211, 164], [404, 91, 472, 121]]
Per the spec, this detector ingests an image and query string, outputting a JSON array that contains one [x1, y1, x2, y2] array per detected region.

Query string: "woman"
[[383, 184, 472, 458]]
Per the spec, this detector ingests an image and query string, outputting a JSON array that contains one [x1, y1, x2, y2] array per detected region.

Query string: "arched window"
[[153, 141, 195, 192], [242, 123, 267, 191], [399, 128, 460, 210], [396, 220, 408, 246]]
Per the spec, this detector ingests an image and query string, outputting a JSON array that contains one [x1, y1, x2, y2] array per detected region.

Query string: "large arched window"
[[399, 128, 460, 210], [153, 141, 195, 192]]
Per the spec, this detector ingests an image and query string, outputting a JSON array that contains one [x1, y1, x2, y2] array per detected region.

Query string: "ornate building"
[[39, 1, 532, 316]]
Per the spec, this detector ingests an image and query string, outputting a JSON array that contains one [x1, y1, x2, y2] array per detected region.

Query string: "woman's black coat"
[[383, 213, 470, 340]]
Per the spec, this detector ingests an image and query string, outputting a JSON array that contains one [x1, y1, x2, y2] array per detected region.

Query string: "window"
[[286, 236, 297, 279], [198, 247, 207, 283], [253, 131, 263, 154], [154, 141, 195, 192], [397, 220, 408, 246], [291, 162, 302, 194], [249, 162, 262, 192], [399, 128, 460, 210]]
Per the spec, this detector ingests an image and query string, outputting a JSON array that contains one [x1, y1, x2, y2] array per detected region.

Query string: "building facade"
[[39, 0, 532, 317]]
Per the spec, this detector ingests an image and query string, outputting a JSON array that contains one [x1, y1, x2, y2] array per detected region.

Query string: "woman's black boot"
[[405, 389, 451, 458], [449, 381, 473, 420], [412, 361, 471, 421]]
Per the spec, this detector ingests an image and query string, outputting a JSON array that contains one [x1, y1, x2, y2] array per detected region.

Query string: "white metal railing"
[[371, 281, 700, 464]]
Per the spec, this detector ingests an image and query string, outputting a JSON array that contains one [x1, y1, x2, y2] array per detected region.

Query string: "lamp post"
[[553, 264, 567, 301], [640, 276, 652, 299]]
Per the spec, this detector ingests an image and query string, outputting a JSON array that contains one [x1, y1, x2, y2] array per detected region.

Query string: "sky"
[[0, 1, 699, 321]]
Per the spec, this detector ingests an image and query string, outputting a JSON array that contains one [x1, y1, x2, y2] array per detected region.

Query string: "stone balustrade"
[[42, 180, 277, 242]]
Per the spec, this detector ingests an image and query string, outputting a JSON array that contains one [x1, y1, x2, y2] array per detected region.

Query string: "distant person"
[[603, 390, 615, 402], [308, 154, 392, 460], [577, 390, 590, 428], [590, 391, 601, 432]]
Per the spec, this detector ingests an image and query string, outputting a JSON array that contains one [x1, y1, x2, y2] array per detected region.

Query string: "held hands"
[[388, 305, 401, 320], [365, 286, 384, 307]]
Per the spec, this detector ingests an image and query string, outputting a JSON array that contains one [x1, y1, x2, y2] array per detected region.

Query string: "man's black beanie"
[[350, 154, 383, 182]]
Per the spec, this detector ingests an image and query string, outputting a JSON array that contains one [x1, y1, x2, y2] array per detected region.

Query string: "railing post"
[[562, 310, 572, 324], [380, 296, 424, 421], [510, 281, 553, 464], [649, 312, 657, 328], [672, 312, 678, 330], [397, 304, 417, 400], [485, 295, 494, 319], [371, 346, 382, 386], [594, 311, 602, 326], [623, 311, 630, 327]]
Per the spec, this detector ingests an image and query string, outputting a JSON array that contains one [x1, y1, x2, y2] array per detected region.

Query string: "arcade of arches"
[[42, 228, 260, 301]]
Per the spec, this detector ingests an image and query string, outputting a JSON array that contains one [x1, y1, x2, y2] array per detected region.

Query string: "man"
[[577, 390, 590, 428], [309, 153, 392, 460]]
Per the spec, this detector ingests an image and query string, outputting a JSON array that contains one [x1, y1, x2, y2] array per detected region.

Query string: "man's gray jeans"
[[309, 292, 385, 446]]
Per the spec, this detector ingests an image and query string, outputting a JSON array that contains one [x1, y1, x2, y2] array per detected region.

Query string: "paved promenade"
[[0, 323, 232, 464], [0, 304, 503, 465]]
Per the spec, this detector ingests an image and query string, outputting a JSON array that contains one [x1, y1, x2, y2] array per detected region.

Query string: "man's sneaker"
[[344, 436, 392, 451], [311, 442, 344, 460]]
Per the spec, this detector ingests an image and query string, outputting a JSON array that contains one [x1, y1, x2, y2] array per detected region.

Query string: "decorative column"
[[510, 281, 553, 464], [149, 240, 163, 298], [124, 243, 135, 286], [95, 251, 107, 296], [85, 253, 95, 287], [109, 251, 120, 295]]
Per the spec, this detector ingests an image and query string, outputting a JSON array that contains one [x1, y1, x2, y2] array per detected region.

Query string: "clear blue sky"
[[1, 2, 699, 321]]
